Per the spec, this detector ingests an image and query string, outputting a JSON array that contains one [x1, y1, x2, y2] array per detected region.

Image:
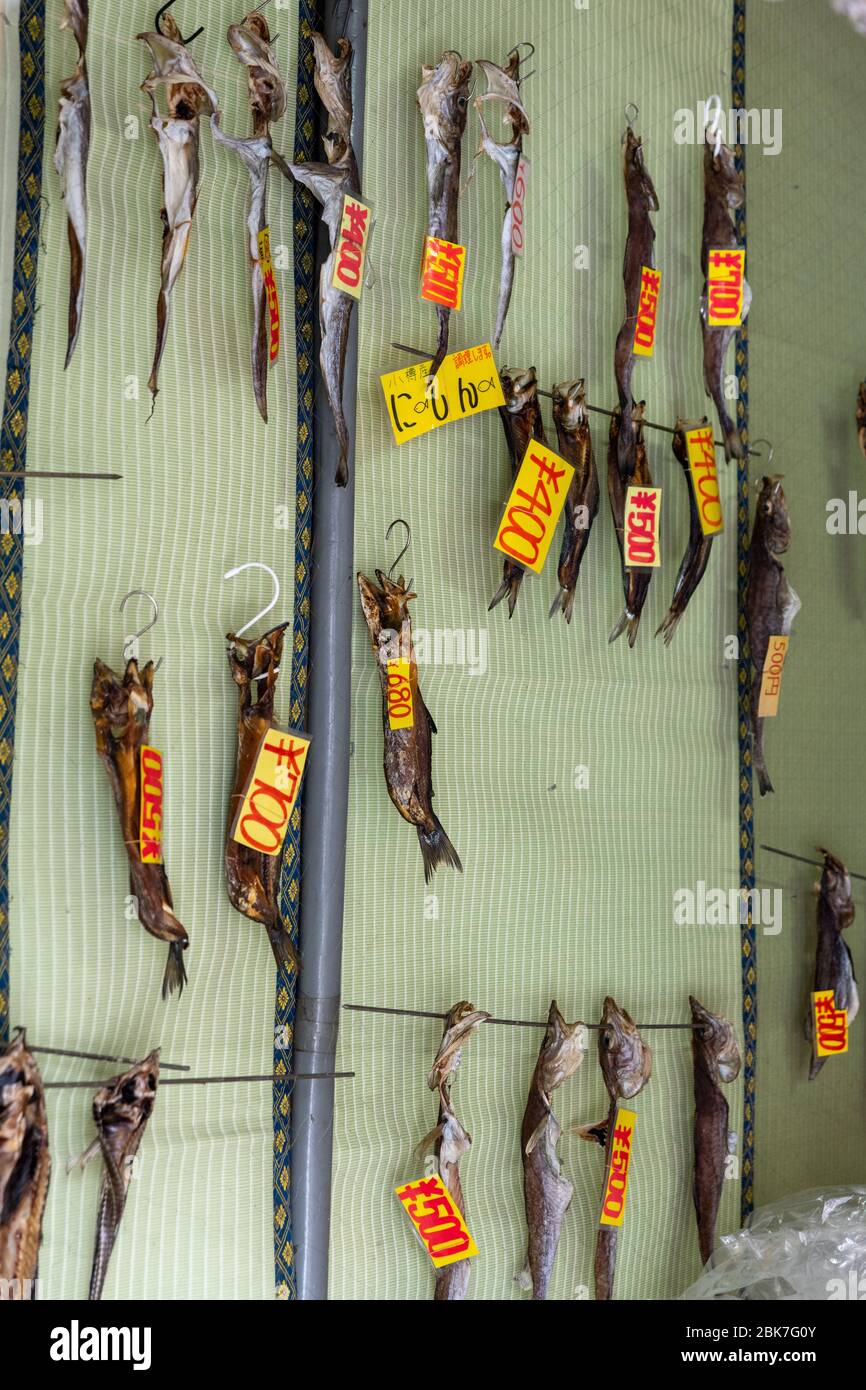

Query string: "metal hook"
[[624, 101, 639, 129], [334, 0, 352, 39], [386, 519, 412, 590], [507, 40, 536, 81], [223, 562, 282, 641], [748, 437, 775, 467], [704, 93, 722, 158], [155, 0, 204, 46], [119, 590, 163, 673]]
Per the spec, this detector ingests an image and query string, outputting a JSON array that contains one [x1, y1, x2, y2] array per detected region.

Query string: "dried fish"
[[91, 658, 188, 998], [418, 1002, 489, 1300], [805, 849, 859, 1080], [70, 1051, 160, 1301], [607, 402, 655, 646], [549, 380, 599, 623], [418, 52, 473, 376], [517, 1002, 588, 1300], [225, 623, 297, 970], [137, 16, 219, 407], [489, 366, 546, 617], [281, 35, 359, 485], [579, 997, 651, 1301], [0, 1030, 50, 1298], [701, 133, 751, 461], [473, 53, 530, 349], [357, 568, 462, 881], [745, 474, 800, 795], [857, 382, 866, 460], [690, 996, 741, 1266], [614, 126, 658, 479], [656, 418, 715, 643], [54, 0, 90, 368], [211, 10, 287, 423]]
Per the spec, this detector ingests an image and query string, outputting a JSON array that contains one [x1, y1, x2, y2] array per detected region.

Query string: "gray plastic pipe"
[[291, 0, 368, 1301]]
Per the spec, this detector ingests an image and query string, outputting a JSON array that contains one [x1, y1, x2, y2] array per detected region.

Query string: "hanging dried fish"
[[0, 1030, 50, 1298], [69, 1051, 160, 1301], [489, 366, 546, 617], [578, 997, 651, 1301], [805, 849, 859, 1080], [745, 474, 799, 795], [656, 418, 715, 643], [137, 16, 219, 408], [357, 568, 462, 881], [91, 658, 188, 998], [690, 997, 741, 1266], [417, 1002, 489, 1300], [701, 132, 751, 461], [614, 124, 658, 479], [54, 0, 90, 367], [282, 34, 360, 486], [517, 1002, 588, 1301], [418, 52, 473, 376], [211, 10, 287, 422], [857, 382, 866, 459], [473, 53, 529, 349], [607, 402, 655, 646], [549, 379, 599, 623], [225, 623, 297, 970]]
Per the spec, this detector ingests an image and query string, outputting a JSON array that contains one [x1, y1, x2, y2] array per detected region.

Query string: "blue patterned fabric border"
[[0, 0, 47, 1046], [273, 0, 320, 1301], [732, 0, 755, 1224]]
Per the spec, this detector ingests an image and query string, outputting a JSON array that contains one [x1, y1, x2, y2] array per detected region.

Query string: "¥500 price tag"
[[813, 990, 849, 1057], [380, 343, 505, 445], [386, 658, 414, 729], [632, 266, 661, 357], [395, 1175, 478, 1268], [624, 485, 661, 568], [685, 425, 723, 535], [232, 723, 311, 857], [258, 227, 280, 362], [757, 635, 789, 717], [139, 745, 164, 864], [493, 441, 574, 574], [599, 1107, 637, 1229], [420, 236, 467, 311]]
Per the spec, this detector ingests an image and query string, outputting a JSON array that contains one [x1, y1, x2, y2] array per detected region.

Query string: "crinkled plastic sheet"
[[680, 1187, 866, 1300]]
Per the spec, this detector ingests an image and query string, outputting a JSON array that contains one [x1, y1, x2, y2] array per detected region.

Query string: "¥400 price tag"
[[231, 723, 311, 857], [685, 425, 723, 535], [331, 193, 373, 300], [493, 441, 574, 574]]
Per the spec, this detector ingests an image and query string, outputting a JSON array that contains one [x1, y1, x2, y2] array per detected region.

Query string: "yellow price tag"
[[493, 440, 574, 575], [813, 990, 849, 1057], [757, 635, 789, 717], [232, 725, 311, 858], [685, 425, 724, 535], [599, 1107, 637, 1229], [386, 658, 414, 730], [395, 1175, 478, 1268], [380, 344, 504, 445]]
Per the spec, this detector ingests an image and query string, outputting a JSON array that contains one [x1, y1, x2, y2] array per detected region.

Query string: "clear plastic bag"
[[679, 1187, 866, 1300]]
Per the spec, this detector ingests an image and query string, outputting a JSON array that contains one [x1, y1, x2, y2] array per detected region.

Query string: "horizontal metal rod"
[[23, 1042, 189, 1071], [45, 1071, 355, 1090], [759, 844, 866, 884], [343, 1003, 698, 1031], [1, 471, 123, 480]]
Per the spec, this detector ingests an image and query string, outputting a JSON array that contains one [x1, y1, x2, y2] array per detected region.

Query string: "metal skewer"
[[759, 844, 866, 884], [343, 1003, 700, 1031], [45, 1070, 355, 1090], [23, 1042, 189, 1072], [1, 471, 123, 480]]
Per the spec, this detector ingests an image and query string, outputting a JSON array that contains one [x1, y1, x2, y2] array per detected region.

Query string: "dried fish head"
[[0, 1030, 50, 1289], [228, 12, 286, 127], [689, 997, 741, 1085], [94, 1050, 160, 1148], [474, 56, 530, 138], [704, 131, 744, 210], [534, 1002, 588, 1095], [311, 32, 354, 163], [552, 379, 587, 433], [137, 17, 219, 116], [501, 365, 538, 414], [621, 127, 658, 211], [417, 52, 473, 152], [357, 569, 416, 648], [427, 1002, 491, 1091], [817, 847, 855, 930], [755, 474, 791, 555], [598, 997, 652, 1100]]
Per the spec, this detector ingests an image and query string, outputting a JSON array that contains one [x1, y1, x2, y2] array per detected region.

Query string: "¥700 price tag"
[[813, 990, 849, 1057], [395, 1175, 478, 1268], [707, 247, 745, 327], [231, 723, 311, 857], [599, 1107, 637, 1228], [493, 441, 574, 574]]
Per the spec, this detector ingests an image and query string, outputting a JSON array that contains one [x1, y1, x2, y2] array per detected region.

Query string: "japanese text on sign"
[[331, 193, 372, 301], [599, 1107, 637, 1229], [757, 635, 789, 717], [420, 236, 466, 311], [386, 658, 414, 730], [232, 724, 311, 857], [494, 441, 575, 575], [395, 1175, 478, 1268], [685, 425, 724, 535], [707, 248, 745, 327], [139, 746, 163, 865], [813, 990, 849, 1057], [624, 486, 662, 568], [511, 156, 530, 257], [632, 266, 661, 357], [380, 343, 505, 445], [258, 227, 280, 362]]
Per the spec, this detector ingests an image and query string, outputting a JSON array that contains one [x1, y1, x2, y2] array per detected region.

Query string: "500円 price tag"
[[139, 746, 164, 864], [258, 227, 280, 362], [395, 1175, 478, 1268], [599, 1107, 637, 1228], [381, 343, 504, 444], [386, 658, 414, 729], [493, 441, 574, 574], [331, 193, 373, 300], [231, 723, 311, 857], [757, 635, 789, 717], [813, 990, 849, 1057], [685, 425, 724, 535]]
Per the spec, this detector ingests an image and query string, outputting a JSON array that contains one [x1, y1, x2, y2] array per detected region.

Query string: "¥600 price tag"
[[232, 723, 311, 857], [632, 266, 661, 357], [493, 441, 574, 574]]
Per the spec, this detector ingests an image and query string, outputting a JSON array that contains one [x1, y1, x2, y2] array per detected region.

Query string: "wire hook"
[[155, 1, 204, 46], [704, 93, 722, 158], [748, 437, 775, 467], [624, 101, 639, 130], [119, 590, 163, 673], [223, 562, 281, 640], [507, 40, 536, 81], [386, 519, 412, 590]]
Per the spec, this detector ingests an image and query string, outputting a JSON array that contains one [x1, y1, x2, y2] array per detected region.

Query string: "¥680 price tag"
[[493, 441, 574, 574], [386, 658, 414, 730]]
